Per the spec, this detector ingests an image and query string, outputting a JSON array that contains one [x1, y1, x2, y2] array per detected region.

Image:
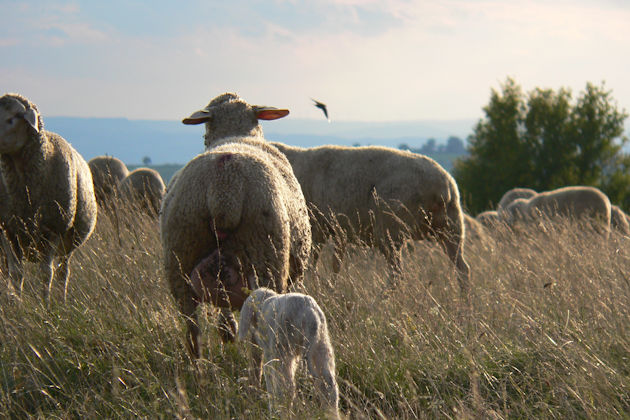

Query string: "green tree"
[[453, 78, 629, 214]]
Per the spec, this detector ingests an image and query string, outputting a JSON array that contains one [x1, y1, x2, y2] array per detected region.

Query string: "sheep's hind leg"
[[307, 341, 340, 414], [39, 255, 55, 306], [3, 237, 24, 296]]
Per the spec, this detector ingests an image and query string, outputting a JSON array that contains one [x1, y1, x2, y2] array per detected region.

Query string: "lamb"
[[88, 155, 129, 206], [501, 186, 611, 233], [160, 139, 311, 358], [0, 93, 97, 302], [238, 287, 340, 418], [610, 205, 630, 235], [497, 187, 537, 211], [119, 167, 166, 217]]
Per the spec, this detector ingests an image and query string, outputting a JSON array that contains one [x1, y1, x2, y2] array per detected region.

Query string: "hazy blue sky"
[[1, 0, 629, 122]]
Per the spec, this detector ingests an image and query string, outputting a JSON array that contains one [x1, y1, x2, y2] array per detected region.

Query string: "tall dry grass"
[[0, 203, 628, 419]]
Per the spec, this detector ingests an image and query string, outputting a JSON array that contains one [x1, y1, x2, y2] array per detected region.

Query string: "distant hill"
[[45, 116, 476, 166]]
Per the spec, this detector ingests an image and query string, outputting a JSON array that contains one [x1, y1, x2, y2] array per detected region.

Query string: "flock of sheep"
[[0, 91, 625, 417]]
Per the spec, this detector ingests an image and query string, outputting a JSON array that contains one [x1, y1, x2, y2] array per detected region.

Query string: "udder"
[[190, 250, 249, 309]]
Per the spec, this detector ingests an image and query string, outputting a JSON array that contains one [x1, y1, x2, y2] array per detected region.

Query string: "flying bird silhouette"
[[311, 98, 330, 122]]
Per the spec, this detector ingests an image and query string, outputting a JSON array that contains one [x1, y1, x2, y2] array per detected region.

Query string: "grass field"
[[0, 205, 628, 419]]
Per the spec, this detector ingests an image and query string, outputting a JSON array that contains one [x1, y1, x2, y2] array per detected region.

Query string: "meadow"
[[0, 203, 628, 419]]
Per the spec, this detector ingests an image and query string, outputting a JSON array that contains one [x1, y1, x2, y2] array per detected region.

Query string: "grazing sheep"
[[0, 93, 97, 301], [271, 142, 471, 292], [475, 210, 502, 227], [610, 205, 630, 235], [160, 139, 311, 358], [501, 186, 611, 234], [119, 167, 166, 217], [238, 287, 339, 418], [88, 155, 129, 206], [497, 187, 537, 211], [501, 198, 530, 224], [464, 213, 495, 251], [183, 93, 311, 286]]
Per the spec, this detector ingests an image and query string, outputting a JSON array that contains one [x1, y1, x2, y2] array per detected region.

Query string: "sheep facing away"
[[88, 155, 129, 206], [238, 287, 339, 418], [160, 139, 311, 358], [0, 93, 97, 301], [501, 186, 612, 234], [271, 142, 471, 293], [119, 167, 166, 217], [182, 93, 312, 285]]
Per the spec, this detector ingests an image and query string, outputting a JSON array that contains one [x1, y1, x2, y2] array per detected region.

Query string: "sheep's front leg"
[[39, 255, 55, 305], [54, 254, 71, 303]]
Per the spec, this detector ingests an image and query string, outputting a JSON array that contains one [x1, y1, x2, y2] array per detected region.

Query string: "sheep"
[[464, 213, 495, 251], [238, 287, 339, 418], [0, 93, 97, 302], [501, 186, 611, 234], [497, 187, 537, 211], [88, 155, 129, 207], [610, 205, 630, 235], [183, 93, 311, 286], [475, 210, 502, 227], [118, 167, 166, 217], [271, 142, 471, 293], [160, 138, 311, 358], [182, 92, 470, 292]]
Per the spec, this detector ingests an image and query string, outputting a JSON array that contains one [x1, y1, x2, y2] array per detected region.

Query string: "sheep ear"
[[254, 106, 289, 121], [182, 109, 211, 125], [22, 108, 39, 132]]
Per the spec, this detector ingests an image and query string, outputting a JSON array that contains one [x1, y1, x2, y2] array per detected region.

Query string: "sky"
[[1, 0, 629, 123]]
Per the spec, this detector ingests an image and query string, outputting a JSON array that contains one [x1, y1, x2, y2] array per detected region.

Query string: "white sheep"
[[119, 167, 166, 217], [475, 210, 502, 227], [0, 93, 97, 302], [464, 213, 495, 251], [271, 142, 471, 292], [88, 155, 129, 206], [497, 187, 537, 211], [160, 138, 312, 358], [238, 287, 340, 418], [183, 93, 311, 285], [501, 186, 611, 234]]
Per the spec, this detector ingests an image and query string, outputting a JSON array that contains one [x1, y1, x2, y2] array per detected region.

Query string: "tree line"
[[453, 78, 629, 214]]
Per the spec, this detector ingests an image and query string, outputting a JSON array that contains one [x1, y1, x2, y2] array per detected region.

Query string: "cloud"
[[1, 0, 629, 122]]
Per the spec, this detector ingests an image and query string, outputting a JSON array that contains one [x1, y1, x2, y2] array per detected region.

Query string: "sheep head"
[[0, 94, 41, 154], [182, 92, 289, 148]]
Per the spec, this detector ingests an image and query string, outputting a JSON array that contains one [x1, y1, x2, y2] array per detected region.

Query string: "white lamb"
[[238, 287, 340, 418]]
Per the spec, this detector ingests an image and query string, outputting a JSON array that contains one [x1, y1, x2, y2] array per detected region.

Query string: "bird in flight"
[[311, 98, 330, 122]]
